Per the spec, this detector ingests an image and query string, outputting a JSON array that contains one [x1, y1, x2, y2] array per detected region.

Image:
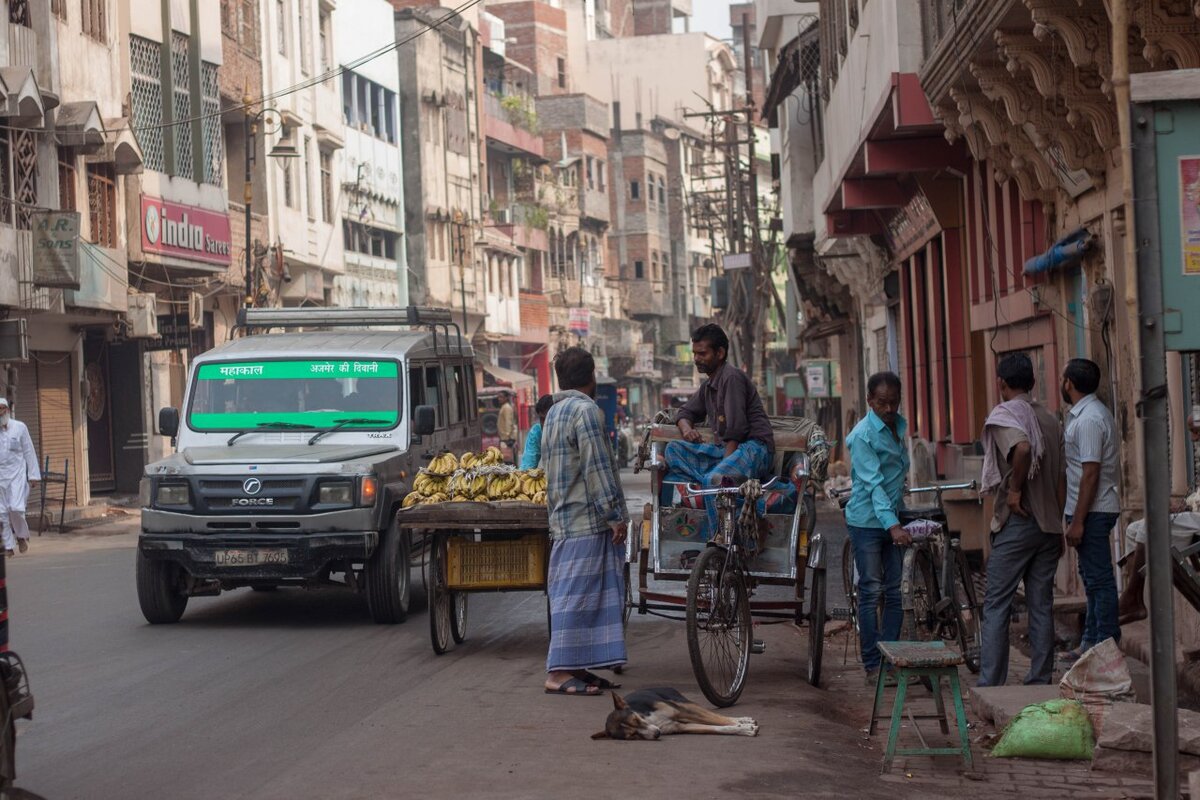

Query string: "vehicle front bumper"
[[138, 529, 379, 580]]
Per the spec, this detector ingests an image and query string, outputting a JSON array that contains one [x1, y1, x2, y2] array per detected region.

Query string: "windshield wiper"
[[227, 421, 317, 447], [307, 418, 390, 446]]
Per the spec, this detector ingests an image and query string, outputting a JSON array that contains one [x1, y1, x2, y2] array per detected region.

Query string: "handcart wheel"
[[621, 561, 632, 629], [450, 590, 469, 644], [806, 566, 827, 687], [429, 536, 452, 654], [686, 546, 751, 708]]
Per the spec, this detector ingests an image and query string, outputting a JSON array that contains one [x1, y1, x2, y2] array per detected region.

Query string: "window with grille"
[[9, 0, 30, 27], [298, 0, 311, 75], [241, 0, 257, 54], [319, 8, 331, 74], [201, 63, 223, 185], [282, 159, 295, 208], [58, 149, 78, 212], [557, 57, 566, 89], [875, 327, 888, 372], [320, 150, 333, 223], [87, 163, 117, 248], [277, 0, 287, 56], [634, 260, 644, 279], [81, 0, 105, 40], [171, 34, 194, 180], [0, 135, 10, 225], [303, 137, 315, 220], [130, 37, 165, 173], [12, 131, 37, 230]]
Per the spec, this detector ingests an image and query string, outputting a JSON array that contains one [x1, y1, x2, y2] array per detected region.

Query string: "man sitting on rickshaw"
[[665, 324, 775, 539]]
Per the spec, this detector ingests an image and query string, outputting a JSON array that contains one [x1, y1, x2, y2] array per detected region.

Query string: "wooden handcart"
[[397, 501, 551, 654]]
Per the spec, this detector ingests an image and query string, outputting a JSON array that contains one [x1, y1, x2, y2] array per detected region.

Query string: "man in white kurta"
[[0, 397, 40, 555]]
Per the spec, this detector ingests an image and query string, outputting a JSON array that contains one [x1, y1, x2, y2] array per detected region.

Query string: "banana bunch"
[[427, 452, 459, 474], [412, 472, 448, 497], [514, 469, 548, 500]]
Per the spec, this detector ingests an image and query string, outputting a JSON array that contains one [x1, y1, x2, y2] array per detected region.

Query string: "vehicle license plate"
[[213, 549, 289, 567]]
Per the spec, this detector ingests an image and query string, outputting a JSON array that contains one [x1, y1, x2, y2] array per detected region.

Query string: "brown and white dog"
[[591, 688, 759, 740]]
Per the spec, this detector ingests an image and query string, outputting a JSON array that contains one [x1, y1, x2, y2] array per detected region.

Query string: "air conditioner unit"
[[493, 207, 512, 224], [127, 292, 159, 338], [0, 319, 29, 362], [188, 292, 204, 328]]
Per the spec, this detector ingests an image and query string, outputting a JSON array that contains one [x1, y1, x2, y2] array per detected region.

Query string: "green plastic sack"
[[991, 699, 1095, 760]]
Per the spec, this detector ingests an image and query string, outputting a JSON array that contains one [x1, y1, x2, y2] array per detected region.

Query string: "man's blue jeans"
[[848, 525, 903, 673], [1068, 511, 1121, 650]]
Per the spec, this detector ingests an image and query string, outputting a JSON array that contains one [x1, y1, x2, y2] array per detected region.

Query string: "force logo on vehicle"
[[229, 497, 274, 506]]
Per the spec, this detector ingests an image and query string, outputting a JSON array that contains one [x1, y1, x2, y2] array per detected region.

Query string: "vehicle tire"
[[366, 517, 411, 624], [952, 548, 982, 673], [136, 549, 188, 624], [450, 591, 469, 644], [806, 567, 827, 687], [429, 537, 452, 655], [0, 670, 15, 792], [904, 548, 939, 641], [841, 537, 859, 639], [686, 546, 751, 708]]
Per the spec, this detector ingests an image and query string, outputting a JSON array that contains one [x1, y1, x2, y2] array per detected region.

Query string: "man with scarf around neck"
[[977, 353, 1066, 686]]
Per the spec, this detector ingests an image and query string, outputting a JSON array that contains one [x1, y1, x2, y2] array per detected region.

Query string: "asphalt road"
[[8, 470, 868, 800]]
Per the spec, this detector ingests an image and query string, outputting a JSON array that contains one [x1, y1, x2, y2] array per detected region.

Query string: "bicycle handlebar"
[[683, 476, 780, 498], [907, 480, 978, 495]]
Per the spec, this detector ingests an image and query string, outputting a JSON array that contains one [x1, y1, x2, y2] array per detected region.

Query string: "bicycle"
[[683, 476, 783, 707], [899, 481, 982, 673]]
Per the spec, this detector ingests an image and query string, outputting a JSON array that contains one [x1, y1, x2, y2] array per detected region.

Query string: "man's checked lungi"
[[664, 439, 772, 539]]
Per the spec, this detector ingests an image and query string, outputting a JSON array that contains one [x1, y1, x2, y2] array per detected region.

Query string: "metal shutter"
[[30, 354, 79, 505]]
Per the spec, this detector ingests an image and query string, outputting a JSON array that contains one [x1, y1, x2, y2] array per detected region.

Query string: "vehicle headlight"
[[319, 482, 355, 506], [157, 482, 190, 507]]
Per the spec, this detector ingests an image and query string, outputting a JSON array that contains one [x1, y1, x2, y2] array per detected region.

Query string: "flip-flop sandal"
[[545, 677, 603, 696], [579, 672, 621, 690]]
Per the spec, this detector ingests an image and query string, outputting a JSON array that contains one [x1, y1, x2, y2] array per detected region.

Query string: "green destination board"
[[197, 360, 398, 380]]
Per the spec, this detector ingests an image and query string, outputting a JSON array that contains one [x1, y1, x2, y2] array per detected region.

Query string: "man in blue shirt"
[[520, 394, 554, 470], [845, 372, 911, 683]]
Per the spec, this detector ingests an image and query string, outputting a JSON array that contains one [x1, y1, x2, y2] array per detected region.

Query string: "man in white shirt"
[[1061, 358, 1122, 658], [0, 397, 40, 556]]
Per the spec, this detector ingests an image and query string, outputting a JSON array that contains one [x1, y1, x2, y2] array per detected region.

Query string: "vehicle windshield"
[[188, 359, 402, 432]]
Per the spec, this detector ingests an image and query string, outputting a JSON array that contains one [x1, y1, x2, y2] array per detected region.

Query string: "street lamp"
[[242, 90, 300, 308]]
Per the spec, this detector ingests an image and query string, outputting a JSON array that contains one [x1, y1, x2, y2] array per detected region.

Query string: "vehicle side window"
[[445, 363, 465, 425], [408, 365, 424, 421], [424, 365, 445, 429]]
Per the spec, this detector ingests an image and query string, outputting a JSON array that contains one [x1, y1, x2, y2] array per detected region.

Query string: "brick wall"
[[632, 0, 673, 35], [487, 1, 568, 96]]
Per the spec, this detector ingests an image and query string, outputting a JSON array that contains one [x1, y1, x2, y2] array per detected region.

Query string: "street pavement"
[[1, 471, 1149, 799]]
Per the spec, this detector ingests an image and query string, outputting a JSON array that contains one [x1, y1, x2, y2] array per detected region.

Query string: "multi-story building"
[[394, 6, 487, 336], [0, 0, 145, 509], [259, 0, 343, 307], [334, 0, 408, 309]]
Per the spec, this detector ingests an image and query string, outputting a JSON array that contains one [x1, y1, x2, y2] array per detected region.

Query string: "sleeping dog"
[[591, 688, 759, 740]]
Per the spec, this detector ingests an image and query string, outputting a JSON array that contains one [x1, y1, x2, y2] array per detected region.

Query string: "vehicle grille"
[[192, 477, 313, 514]]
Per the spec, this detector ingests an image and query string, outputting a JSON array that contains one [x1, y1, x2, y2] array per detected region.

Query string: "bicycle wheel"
[[904, 548, 939, 641], [806, 566, 827, 687], [841, 537, 859, 638], [686, 546, 752, 707], [952, 547, 982, 673]]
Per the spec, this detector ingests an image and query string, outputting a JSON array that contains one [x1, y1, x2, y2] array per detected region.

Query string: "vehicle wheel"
[[429, 537, 452, 654], [841, 537, 859, 639], [953, 548, 982, 673], [366, 518, 411, 624], [136, 550, 188, 624], [686, 547, 751, 708], [904, 548, 939, 641], [450, 591, 469, 644], [0, 671, 15, 791], [807, 567, 827, 687]]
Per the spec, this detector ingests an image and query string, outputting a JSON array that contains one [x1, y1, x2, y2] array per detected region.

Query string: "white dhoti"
[[1124, 511, 1200, 554], [0, 417, 40, 551]]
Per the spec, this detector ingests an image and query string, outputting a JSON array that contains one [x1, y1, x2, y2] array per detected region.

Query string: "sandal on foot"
[[545, 677, 603, 696], [579, 671, 621, 690]]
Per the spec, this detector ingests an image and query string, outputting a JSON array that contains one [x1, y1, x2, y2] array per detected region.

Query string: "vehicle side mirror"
[[413, 404, 436, 437], [159, 406, 180, 438]]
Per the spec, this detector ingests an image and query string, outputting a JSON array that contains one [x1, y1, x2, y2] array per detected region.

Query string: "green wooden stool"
[[868, 640, 973, 773]]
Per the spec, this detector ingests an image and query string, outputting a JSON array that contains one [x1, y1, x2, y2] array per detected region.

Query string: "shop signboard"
[[804, 361, 830, 398], [634, 343, 656, 375], [882, 189, 940, 262], [32, 211, 81, 289], [568, 307, 590, 338], [140, 196, 232, 266], [146, 313, 193, 352]]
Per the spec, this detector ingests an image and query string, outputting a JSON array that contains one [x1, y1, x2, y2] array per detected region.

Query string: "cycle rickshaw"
[[629, 413, 830, 706]]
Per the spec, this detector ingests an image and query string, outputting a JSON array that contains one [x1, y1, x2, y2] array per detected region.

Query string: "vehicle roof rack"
[[236, 306, 466, 357]]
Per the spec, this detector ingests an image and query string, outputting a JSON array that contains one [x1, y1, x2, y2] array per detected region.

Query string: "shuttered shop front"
[[16, 354, 79, 505]]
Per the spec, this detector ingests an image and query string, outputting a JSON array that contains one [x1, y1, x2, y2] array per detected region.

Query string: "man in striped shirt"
[[541, 347, 630, 696]]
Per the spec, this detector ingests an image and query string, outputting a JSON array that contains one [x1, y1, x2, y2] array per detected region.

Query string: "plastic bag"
[[991, 699, 1095, 760]]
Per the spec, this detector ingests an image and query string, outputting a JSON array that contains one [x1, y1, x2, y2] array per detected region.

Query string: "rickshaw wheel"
[[450, 591, 469, 644], [806, 567, 827, 687], [429, 537, 452, 654], [686, 547, 751, 708]]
